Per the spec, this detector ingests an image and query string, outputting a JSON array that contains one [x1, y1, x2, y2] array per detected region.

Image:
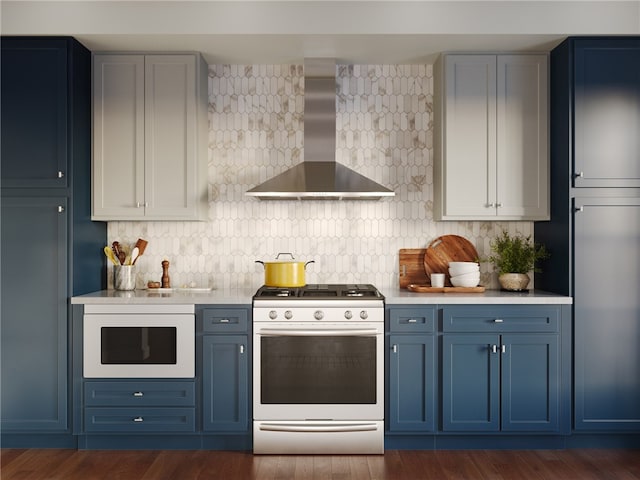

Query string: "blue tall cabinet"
[[535, 36, 640, 440], [1, 37, 106, 446]]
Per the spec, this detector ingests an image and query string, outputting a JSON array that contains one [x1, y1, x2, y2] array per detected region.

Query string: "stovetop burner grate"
[[254, 284, 383, 300]]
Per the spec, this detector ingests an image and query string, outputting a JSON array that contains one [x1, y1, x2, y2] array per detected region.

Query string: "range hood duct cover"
[[246, 59, 395, 200]]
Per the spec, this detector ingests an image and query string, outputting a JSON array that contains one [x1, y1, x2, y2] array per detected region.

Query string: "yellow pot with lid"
[[256, 253, 315, 287]]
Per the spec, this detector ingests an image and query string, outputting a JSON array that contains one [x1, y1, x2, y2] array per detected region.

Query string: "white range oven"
[[83, 304, 195, 378], [252, 284, 384, 454]]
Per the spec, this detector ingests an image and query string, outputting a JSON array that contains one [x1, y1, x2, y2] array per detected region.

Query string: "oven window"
[[101, 327, 177, 364], [261, 336, 376, 404]]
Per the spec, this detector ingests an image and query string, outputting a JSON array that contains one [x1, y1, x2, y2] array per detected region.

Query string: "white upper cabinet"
[[92, 54, 208, 221], [434, 54, 549, 221]]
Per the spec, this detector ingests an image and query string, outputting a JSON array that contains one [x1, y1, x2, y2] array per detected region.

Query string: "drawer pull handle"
[[407, 319, 417, 323], [57, 171, 65, 178], [220, 318, 230, 323], [392, 344, 398, 353], [502, 345, 506, 354], [494, 318, 503, 323], [133, 391, 144, 397], [133, 416, 144, 422], [240, 345, 245, 354]]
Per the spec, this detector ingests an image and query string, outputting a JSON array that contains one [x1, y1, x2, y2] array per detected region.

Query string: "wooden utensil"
[[132, 238, 148, 265], [423, 235, 479, 286]]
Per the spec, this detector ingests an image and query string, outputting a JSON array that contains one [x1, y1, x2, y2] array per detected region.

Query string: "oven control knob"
[[269, 310, 278, 320], [314, 310, 324, 320], [344, 310, 353, 319], [284, 310, 293, 320], [360, 310, 368, 320]]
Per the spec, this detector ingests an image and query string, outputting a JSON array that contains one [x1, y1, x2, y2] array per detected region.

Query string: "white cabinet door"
[[435, 54, 549, 221], [144, 55, 199, 219], [441, 55, 497, 218], [93, 55, 145, 219], [496, 55, 548, 220], [92, 54, 206, 221]]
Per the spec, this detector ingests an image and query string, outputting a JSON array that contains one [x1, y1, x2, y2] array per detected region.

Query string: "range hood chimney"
[[246, 59, 395, 200]]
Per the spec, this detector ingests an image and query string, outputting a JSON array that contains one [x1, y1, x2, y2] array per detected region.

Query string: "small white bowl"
[[448, 263, 480, 276], [450, 271, 480, 282], [449, 261, 479, 268], [450, 275, 480, 287]]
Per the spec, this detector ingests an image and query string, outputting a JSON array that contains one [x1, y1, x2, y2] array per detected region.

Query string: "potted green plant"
[[488, 231, 550, 291]]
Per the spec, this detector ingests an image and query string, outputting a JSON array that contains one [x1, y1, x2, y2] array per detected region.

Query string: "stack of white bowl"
[[448, 262, 480, 287]]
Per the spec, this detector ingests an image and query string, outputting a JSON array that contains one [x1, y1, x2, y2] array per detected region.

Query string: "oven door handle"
[[259, 423, 379, 433], [256, 328, 380, 337]]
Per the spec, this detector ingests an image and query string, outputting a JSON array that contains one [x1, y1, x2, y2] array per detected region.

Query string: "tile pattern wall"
[[107, 64, 533, 291]]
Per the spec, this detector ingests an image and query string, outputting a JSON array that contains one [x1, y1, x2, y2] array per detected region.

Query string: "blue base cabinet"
[[386, 303, 572, 449], [387, 307, 437, 433], [1, 37, 106, 447], [200, 307, 251, 434], [442, 306, 566, 434]]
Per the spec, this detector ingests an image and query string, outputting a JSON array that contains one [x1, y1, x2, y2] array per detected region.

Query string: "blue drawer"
[[201, 308, 248, 333], [442, 305, 560, 333], [84, 407, 196, 433], [388, 307, 436, 333], [84, 381, 195, 407]]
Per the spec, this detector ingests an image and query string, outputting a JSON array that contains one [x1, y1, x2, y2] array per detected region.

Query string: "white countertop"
[[72, 287, 571, 306], [381, 287, 572, 305], [71, 287, 256, 305]]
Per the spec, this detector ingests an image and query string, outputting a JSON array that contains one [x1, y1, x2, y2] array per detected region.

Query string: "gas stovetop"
[[254, 284, 384, 300]]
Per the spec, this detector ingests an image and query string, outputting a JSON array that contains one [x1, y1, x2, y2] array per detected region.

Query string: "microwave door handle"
[[259, 423, 379, 433], [257, 329, 380, 337]]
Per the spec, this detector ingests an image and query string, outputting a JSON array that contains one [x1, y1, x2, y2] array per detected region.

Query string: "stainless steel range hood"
[[246, 59, 395, 201]]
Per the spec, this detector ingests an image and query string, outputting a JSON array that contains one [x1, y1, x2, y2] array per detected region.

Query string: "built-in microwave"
[[83, 304, 195, 378]]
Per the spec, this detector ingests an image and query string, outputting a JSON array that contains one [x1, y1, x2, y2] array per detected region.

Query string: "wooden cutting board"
[[399, 248, 429, 288], [423, 235, 479, 286]]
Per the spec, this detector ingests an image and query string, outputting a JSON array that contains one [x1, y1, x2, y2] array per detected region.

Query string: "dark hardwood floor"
[[2, 449, 640, 479]]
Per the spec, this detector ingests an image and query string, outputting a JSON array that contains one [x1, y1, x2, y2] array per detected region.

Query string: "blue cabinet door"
[[1, 37, 69, 188], [573, 38, 640, 187], [388, 334, 436, 432], [202, 335, 249, 432], [1, 197, 68, 431], [442, 334, 500, 431], [501, 334, 560, 432], [574, 198, 640, 431]]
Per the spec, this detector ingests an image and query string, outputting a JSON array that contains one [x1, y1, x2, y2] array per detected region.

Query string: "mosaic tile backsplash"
[[107, 64, 533, 291]]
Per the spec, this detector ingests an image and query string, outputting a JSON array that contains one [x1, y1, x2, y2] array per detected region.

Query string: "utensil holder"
[[114, 265, 136, 291]]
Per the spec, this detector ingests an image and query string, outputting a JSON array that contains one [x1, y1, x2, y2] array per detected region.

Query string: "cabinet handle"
[[491, 344, 498, 354], [486, 202, 495, 208], [57, 205, 65, 213], [407, 319, 417, 323], [240, 345, 245, 354], [392, 344, 398, 353], [575, 206, 584, 213], [136, 202, 149, 208], [133, 416, 144, 422], [501, 345, 506, 354], [494, 318, 503, 323], [574, 171, 584, 179], [133, 391, 144, 397], [496, 202, 503, 208], [57, 171, 64, 178], [220, 318, 230, 323]]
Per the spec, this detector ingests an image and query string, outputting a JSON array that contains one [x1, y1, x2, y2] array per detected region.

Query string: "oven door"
[[253, 322, 383, 421], [83, 313, 195, 378]]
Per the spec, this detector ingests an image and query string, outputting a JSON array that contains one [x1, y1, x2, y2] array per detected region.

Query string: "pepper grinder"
[[161, 260, 171, 288]]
